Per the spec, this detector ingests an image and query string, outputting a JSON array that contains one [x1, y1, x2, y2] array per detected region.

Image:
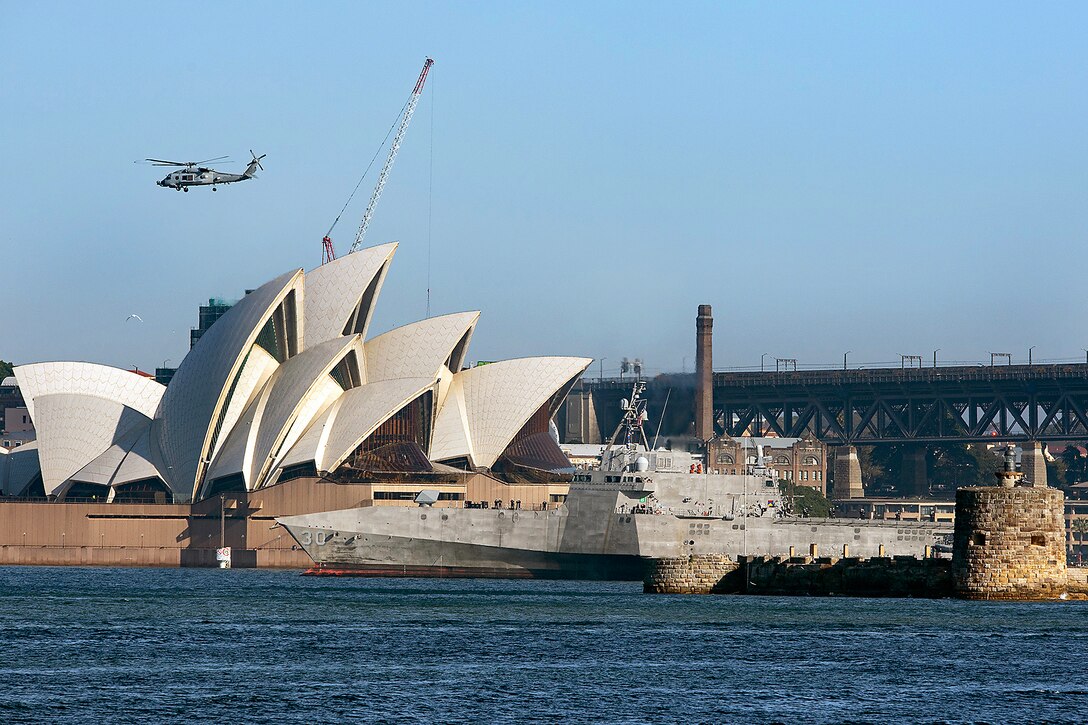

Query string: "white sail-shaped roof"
[[11, 242, 591, 501], [15, 362, 164, 421], [203, 390, 265, 490], [428, 378, 473, 464], [210, 346, 280, 461], [248, 336, 360, 487], [276, 402, 336, 471], [68, 423, 146, 486], [31, 393, 152, 496], [365, 311, 479, 383], [67, 421, 163, 488], [204, 336, 360, 491], [320, 377, 435, 473], [153, 269, 304, 500], [275, 376, 434, 477], [303, 242, 396, 347], [429, 357, 591, 468], [111, 424, 163, 486]]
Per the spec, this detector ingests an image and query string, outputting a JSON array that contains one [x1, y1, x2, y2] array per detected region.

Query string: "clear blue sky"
[[2, 2, 1087, 375]]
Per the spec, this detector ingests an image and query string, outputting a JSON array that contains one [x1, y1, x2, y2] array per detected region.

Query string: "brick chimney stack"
[[695, 304, 713, 442]]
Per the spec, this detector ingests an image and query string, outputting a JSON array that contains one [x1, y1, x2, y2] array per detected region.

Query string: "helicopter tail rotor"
[[250, 150, 266, 171]]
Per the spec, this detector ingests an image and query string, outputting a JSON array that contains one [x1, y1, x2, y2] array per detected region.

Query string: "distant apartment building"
[[0, 378, 33, 450], [4, 407, 32, 434], [1, 428, 35, 450], [189, 297, 236, 349], [156, 294, 248, 387]]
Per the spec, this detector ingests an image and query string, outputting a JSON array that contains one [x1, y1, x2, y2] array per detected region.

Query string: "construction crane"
[[321, 57, 434, 264]]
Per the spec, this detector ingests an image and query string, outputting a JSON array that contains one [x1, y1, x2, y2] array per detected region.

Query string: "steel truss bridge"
[[579, 364, 1088, 445], [714, 364, 1088, 445]]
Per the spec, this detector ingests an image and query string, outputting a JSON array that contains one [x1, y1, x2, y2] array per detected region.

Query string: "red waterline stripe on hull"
[[302, 563, 547, 579]]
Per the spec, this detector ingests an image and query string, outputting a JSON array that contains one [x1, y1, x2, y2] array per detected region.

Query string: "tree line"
[[851, 441, 1086, 495]]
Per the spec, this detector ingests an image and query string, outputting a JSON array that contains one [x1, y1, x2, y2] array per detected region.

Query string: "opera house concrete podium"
[[0, 244, 589, 567]]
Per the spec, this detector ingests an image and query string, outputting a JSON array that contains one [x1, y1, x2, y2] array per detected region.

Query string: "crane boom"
[[347, 57, 434, 255]]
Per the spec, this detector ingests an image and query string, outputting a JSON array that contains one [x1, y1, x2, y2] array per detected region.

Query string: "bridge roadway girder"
[[712, 363, 1088, 445]]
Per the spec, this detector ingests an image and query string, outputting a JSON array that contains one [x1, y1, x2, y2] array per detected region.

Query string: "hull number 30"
[[297, 530, 333, 546]]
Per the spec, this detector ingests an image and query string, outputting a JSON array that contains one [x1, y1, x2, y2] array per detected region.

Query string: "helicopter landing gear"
[[212, 186, 217, 192], [182, 187, 189, 192]]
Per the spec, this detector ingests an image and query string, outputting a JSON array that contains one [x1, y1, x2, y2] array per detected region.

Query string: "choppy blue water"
[[0, 567, 1085, 723]]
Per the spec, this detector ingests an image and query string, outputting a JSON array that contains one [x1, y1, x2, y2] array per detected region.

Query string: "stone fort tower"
[[952, 446, 1066, 600]]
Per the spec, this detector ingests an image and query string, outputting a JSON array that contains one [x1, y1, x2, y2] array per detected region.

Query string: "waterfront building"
[[0, 243, 590, 504], [155, 296, 243, 387], [834, 497, 957, 523], [0, 377, 33, 451], [706, 436, 827, 494], [0, 377, 25, 433], [1, 425, 35, 451]]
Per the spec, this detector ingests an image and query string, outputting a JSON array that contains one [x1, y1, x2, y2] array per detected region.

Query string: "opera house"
[[0, 243, 589, 567]]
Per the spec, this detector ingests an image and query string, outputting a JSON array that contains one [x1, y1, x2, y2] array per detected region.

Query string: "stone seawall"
[[644, 553, 952, 597], [644, 554, 738, 594], [1069, 568, 1088, 597], [741, 555, 952, 598]]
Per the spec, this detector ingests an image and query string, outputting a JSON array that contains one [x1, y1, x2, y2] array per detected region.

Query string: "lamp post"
[[761, 352, 770, 372], [843, 351, 851, 371], [1028, 346, 1035, 366], [599, 358, 606, 382], [933, 349, 940, 368], [741, 438, 749, 557]]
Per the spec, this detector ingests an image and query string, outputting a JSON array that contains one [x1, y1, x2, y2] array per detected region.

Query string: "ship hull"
[[278, 492, 952, 581], [283, 520, 644, 580], [277, 503, 650, 580]]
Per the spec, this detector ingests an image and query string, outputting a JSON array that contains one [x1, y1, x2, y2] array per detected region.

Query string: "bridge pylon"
[[902, 445, 928, 497], [832, 446, 864, 500], [1021, 441, 1047, 487]]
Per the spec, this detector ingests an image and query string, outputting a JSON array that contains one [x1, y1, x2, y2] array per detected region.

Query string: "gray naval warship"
[[278, 380, 951, 579]]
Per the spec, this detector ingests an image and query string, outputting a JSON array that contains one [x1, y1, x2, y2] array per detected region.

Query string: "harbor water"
[[0, 566, 1086, 723]]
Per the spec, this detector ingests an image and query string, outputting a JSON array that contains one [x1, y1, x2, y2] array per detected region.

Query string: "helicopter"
[[139, 150, 266, 192]]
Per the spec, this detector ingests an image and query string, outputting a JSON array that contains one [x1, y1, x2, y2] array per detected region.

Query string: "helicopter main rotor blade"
[[143, 158, 189, 166], [193, 155, 230, 166]]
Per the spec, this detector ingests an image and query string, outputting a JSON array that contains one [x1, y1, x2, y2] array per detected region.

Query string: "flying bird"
[[126, 314, 143, 323]]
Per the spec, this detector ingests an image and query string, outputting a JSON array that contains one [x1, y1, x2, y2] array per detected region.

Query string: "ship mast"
[[602, 375, 651, 469]]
